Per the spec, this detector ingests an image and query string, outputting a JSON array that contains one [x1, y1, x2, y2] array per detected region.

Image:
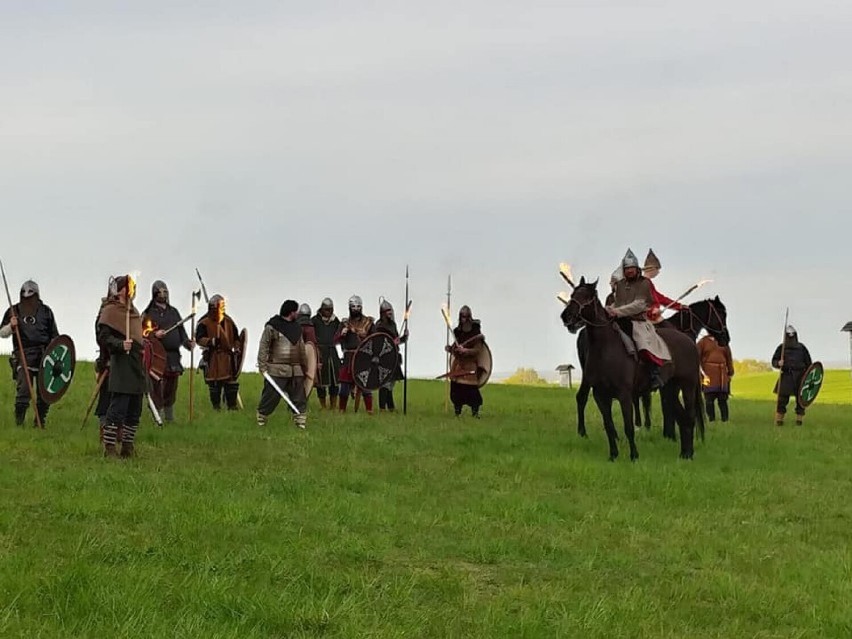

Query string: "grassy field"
[[1, 359, 851, 638]]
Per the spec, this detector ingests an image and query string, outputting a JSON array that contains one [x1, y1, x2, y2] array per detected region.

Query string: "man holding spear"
[[0, 271, 58, 428], [443, 305, 486, 418]]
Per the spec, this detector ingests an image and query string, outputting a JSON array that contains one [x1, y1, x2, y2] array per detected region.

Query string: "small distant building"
[[555, 364, 576, 389], [842, 322, 852, 379]]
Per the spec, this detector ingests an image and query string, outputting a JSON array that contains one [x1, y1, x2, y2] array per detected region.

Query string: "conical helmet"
[[622, 249, 639, 269]]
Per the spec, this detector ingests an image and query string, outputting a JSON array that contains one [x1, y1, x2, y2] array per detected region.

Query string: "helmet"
[[209, 294, 225, 308], [20, 280, 39, 298], [320, 297, 334, 309], [622, 249, 639, 269], [380, 299, 393, 312], [348, 295, 363, 309], [152, 280, 169, 300], [298, 303, 311, 317], [785, 324, 797, 337]]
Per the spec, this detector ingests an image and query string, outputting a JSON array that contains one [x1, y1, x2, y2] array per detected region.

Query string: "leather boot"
[[775, 412, 784, 426]]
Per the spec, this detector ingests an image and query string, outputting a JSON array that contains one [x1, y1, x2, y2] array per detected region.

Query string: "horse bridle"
[[679, 302, 728, 339], [566, 294, 612, 328]]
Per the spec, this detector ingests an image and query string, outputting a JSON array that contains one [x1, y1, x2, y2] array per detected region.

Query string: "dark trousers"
[[258, 375, 307, 416], [14, 367, 49, 425], [777, 393, 805, 416], [103, 392, 142, 447], [704, 391, 729, 422], [379, 384, 396, 410], [150, 373, 179, 409], [451, 382, 482, 415], [316, 383, 339, 399], [208, 381, 240, 410]]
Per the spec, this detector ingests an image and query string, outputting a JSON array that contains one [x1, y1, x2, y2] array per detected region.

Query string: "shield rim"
[[449, 340, 493, 388], [234, 328, 248, 379], [304, 341, 319, 397], [352, 331, 400, 391], [38, 334, 76, 405], [797, 360, 824, 408]]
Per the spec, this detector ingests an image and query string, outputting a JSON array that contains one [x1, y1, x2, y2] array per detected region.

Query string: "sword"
[[146, 393, 163, 427], [160, 313, 196, 336], [435, 369, 476, 380], [262, 371, 301, 415]]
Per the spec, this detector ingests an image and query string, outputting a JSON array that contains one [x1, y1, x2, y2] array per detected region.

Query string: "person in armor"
[[335, 295, 375, 413], [141, 280, 194, 422], [257, 300, 308, 429], [311, 298, 341, 409], [0, 280, 59, 426], [698, 331, 735, 422], [195, 294, 242, 410], [96, 275, 145, 457], [375, 299, 408, 412], [447, 305, 485, 417], [609, 249, 685, 323], [605, 249, 672, 390], [772, 325, 812, 426], [298, 303, 318, 346]]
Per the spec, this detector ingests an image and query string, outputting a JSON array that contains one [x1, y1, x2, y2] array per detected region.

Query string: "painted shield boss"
[[352, 332, 399, 391], [38, 334, 76, 404]]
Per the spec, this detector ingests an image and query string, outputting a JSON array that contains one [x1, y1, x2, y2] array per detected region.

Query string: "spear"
[[0, 260, 42, 428], [444, 274, 452, 413], [403, 265, 410, 415], [189, 289, 200, 422], [80, 369, 109, 429], [661, 279, 714, 312], [774, 307, 790, 419], [195, 268, 210, 303]]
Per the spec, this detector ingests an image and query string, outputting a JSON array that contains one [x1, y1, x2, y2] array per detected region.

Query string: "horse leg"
[[660, 385, 677, 441], [643, 391, 652, 429], [576, 379, 590, 438], [679, 383, 696, 459], [593, 388, 619, 461], [619, 391, 638, 461]]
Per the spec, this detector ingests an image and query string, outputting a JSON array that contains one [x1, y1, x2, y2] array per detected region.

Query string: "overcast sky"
[[1, 1, 850, 377]]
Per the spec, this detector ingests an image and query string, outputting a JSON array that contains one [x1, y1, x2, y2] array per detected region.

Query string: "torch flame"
[[142, 318, 154, 337], [559, 263, 573, 281], [127, 273, 137, 301], [440, 304, 452, 328], [696, 279, 713, 288], [403, 301, 413, 321]]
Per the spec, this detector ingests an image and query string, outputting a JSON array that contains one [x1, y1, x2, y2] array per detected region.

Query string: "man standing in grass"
[[256, 300, 308, 429], [698, 331, 735, 422], [141, 280, 194, 422], [375, 299, 407, 412], [312, 298, 341, 410], [196, 294, 242, 411], [447, 305, 486, 418], [335, 295, 374, 413], [772, 325, 812, 426], [0, 280, 59, 426], [96, 275, 145, 458]]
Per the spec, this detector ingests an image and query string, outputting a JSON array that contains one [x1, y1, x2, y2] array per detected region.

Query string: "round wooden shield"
[[234, 328, 248, 379], [476, 342, 493, 388], [352, 332, 399, 391], [304, 341, 319, 397], [38, 334, 76, 404], [797, 361, 824, 408], [144, 337, 167, 381]]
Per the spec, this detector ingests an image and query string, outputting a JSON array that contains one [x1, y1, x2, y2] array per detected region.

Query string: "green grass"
[[1, 359, 851, 638]]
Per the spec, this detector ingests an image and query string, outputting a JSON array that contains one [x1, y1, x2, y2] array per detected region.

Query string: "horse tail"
[[695, 384, 705, 442]]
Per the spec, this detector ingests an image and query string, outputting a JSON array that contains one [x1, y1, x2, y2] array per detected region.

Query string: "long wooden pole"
[[445, 274, 451, 413], [403, 266, 409, 416], [0, 260, 42, 428], [189, 290, 198, 422], [774, 307, 789, 421], [81, 369, 108, 429]]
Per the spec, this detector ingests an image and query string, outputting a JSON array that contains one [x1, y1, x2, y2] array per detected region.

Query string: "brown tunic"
[[698, 335, 734, 393], [196, 314, 240, 382]]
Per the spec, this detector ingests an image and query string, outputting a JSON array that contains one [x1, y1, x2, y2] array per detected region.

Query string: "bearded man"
[[195, 294, 242, 410]]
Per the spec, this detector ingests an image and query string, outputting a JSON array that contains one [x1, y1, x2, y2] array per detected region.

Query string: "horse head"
[[690, 295, 730, 346], [560, 276, 602, 333]]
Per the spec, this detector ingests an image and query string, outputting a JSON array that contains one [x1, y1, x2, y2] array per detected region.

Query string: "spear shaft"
[[445, 274, 451, 413], [0, 260, 42, 428], [403, 266, 410, 416]]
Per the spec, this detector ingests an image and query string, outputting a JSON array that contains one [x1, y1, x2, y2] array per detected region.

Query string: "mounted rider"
[[605, 249, 672, 390]]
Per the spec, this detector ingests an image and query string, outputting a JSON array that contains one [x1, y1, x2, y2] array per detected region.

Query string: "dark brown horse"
[[561, 277, 704, 460], [575, 296, 729, 440]]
